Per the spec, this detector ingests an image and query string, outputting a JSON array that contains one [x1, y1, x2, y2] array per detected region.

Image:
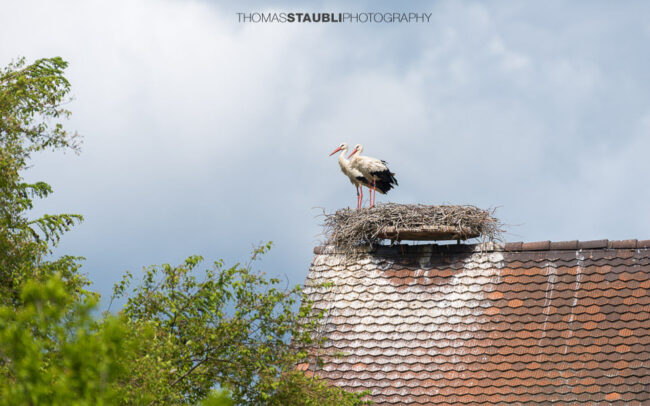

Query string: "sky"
[[1, 0, 650, 308]]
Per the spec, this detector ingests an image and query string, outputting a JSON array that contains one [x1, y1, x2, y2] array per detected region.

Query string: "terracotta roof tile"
[[521, 240, 551, 250], [550, 240, 579, 250], [304, 240, 650, 404], [579, 239, 609, 249]]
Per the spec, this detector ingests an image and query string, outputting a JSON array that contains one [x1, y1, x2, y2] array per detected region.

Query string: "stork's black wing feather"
[[370, 169, 398, 187]]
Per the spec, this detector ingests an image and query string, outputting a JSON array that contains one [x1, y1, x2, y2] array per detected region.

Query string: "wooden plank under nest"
[[377, 225, 479, 241]]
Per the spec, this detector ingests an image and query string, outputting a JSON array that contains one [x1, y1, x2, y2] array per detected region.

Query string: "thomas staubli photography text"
[[237, 12, 433, 24]]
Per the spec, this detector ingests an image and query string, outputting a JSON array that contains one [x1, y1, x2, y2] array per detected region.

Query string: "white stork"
[[329, 143, 396, 209], [329, 143, 367, 209], [347, 144, 398, 208]]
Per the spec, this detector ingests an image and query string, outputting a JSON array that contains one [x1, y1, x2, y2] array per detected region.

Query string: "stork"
[[347, 144, 398, 208], [330, 143, 394, 209]]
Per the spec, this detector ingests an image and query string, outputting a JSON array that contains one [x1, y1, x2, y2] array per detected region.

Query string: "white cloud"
[[488, 37, 531, 71]]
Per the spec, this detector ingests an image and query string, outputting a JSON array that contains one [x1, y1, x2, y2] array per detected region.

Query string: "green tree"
[[0, 259, 371, 406], [0, 56, 86, 305], [272, 371, 372, 406], [0, 276, 127, 405], [112, 244, 370, 405], [198, 389, 235, 406]]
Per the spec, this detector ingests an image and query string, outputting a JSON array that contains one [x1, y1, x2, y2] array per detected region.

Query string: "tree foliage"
[[111, 243, 370, 405], [0, 57, 372, 405], [273, 371, 372, 406], [0, 57, 85, 305], [0, 276, 127, 405]]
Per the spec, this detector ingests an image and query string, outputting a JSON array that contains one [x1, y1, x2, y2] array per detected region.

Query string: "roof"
[[302, 239, 650, 405]]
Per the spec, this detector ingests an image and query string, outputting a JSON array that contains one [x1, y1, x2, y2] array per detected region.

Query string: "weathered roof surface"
[[303, 239, 650, 405]]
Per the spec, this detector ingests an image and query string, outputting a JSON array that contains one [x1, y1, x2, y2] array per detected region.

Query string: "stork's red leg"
[[356, 185, 360, 209], [374, 180, 377, 207], [355, 185, 358, 209], [375, 182, 377, 206], [360, 187, 363, 209]]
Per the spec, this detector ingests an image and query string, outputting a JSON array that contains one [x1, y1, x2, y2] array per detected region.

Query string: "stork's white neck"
[[337, 146, 349, 166], [348, 146, 362, 161]]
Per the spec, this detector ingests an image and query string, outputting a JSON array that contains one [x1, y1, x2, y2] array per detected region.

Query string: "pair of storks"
[[329, 143, 398, 209]]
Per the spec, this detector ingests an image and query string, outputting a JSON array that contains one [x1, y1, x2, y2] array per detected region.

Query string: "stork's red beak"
[[329, 146, 342, 156], [347, 148, 357, 159]]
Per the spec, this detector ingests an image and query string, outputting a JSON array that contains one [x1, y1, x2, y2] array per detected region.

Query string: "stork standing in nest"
[[347, 144, 398, 208], [330, 143, 394, 209]]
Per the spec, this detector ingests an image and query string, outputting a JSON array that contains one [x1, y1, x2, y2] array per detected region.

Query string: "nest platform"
[[323, 203, 501, 251], [377, 225, 480, 241]]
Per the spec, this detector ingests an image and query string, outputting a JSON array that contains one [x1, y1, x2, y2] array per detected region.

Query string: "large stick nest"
[[323, 203, 503, 251]]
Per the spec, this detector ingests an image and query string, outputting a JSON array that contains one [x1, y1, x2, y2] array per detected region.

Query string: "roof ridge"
[[314, 239, 650, 255]]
